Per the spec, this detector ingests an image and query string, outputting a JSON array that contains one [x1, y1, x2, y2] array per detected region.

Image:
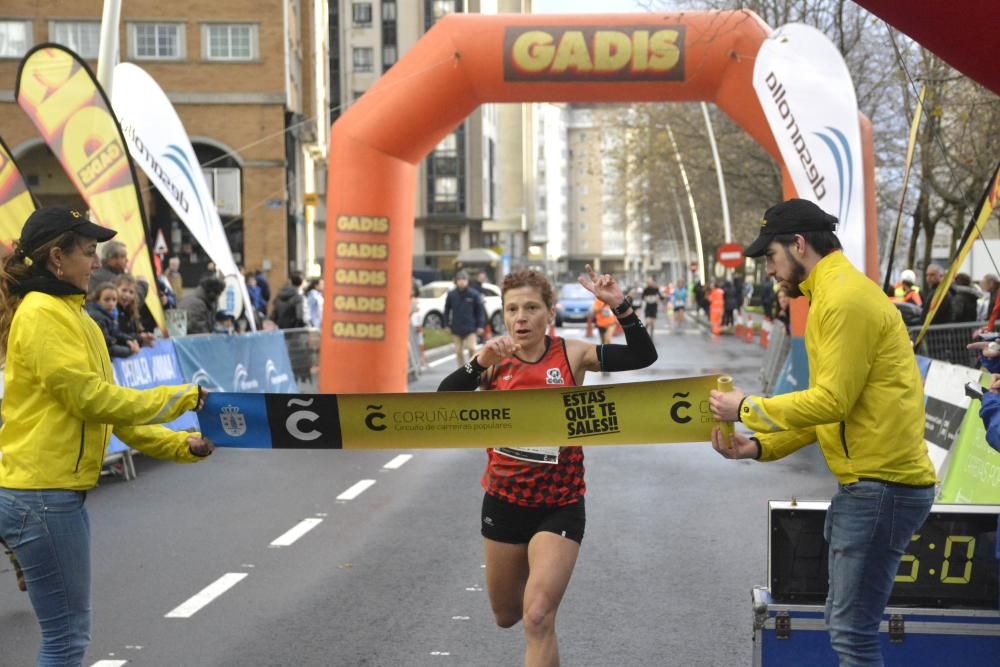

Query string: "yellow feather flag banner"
[[914, 161, 1000, 348], [14, 44, 164, 328], [199, 377, 721, 450], [0, 135, 36, 247]]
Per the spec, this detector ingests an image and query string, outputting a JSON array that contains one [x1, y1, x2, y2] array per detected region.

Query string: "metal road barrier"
[[280, 327, 321, 392], [760, 324, 790, 396], [908, 321, 984, 369]]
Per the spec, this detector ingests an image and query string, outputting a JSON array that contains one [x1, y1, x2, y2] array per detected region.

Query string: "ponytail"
[[0, 231, 86, 358]]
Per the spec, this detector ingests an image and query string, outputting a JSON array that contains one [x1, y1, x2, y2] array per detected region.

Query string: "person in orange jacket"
[[593, 297, 617, 344], [708, 281, 725, 334]]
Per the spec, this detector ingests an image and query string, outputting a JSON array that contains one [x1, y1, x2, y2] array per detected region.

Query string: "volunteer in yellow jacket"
[[708, 199, 935, 667], [0, 207, 213, 667]]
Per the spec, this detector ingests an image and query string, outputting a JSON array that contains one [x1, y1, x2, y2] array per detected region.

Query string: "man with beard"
[[707, 199, 935, 667]]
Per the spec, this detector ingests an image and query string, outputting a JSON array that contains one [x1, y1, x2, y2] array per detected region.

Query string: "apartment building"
[[0, 0, 329, 289], [330, 0, 530, 282]]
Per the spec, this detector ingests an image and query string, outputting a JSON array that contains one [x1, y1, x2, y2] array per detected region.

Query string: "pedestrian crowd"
[[73, 245, 326, 360]]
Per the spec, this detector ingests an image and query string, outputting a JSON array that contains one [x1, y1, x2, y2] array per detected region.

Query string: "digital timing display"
[[769, 503, 999, 610]]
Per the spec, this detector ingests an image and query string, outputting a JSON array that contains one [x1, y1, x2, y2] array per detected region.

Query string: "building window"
[[425, 0, 461, 31], [427, 127, 465, 215], [352, 3, 373, 26], [202, 167, 242, 216], [352, 47, 373, 72], [382, 1, 397, 21], [203, 24, 258, 61], [130, 22, 184, 60], [49, 21, 99, 59], [0, 20, 32, 58], [382, 44, 397, 68]]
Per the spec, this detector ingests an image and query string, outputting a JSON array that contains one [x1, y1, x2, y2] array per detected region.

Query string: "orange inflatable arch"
[[321, 11, 878, 393]]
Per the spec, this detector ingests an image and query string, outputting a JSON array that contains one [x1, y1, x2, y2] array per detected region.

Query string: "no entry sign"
[[716, 243, 744, 269]]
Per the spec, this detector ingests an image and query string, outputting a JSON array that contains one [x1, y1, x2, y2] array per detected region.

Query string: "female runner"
[[438, 266, 656, 667]]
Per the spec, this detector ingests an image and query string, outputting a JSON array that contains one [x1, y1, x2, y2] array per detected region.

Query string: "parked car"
[[555, 282, 595, 326], [415, 281, 505, 333]]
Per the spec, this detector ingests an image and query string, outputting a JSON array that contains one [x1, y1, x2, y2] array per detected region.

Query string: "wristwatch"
[[612, 296, 634, 317]]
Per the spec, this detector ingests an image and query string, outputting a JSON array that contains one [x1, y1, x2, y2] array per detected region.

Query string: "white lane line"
[[428, 354, 457, 368], [337, 479, 376, 500], [383, 454, 412, 469], [165, 572, 248, 618], [91, 661, 128, 666], [270, 518, 323, 547]]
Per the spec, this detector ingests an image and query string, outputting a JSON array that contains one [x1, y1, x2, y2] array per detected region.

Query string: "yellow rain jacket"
[[0, 290, 203, 491], [740, 251, 936, 487]]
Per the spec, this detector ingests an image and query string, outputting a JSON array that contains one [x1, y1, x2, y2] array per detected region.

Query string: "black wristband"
[[737, 396, 747, 423], [612, 296, 634, 317], [464, 356, 486, 376]]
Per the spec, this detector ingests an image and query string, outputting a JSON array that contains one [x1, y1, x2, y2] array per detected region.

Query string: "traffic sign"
[[716, 243, 744, 269]]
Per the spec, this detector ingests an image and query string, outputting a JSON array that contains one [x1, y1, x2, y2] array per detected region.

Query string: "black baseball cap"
[[744, 199, 838, 258], [19, 206, 116, 255]]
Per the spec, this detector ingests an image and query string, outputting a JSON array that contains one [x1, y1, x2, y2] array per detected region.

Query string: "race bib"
[[494, 446, 560, 465]]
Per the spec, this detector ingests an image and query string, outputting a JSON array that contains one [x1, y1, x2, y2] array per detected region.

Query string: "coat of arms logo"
[[220, 404, 247, 437]]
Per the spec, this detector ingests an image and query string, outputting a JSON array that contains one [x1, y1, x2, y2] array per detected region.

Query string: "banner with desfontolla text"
[[15, 44, 164, 328], [199, 376, 720, 450], [0, 135, 36, 247], [752, 23, 866, 271], [110, 63, 254, 329]]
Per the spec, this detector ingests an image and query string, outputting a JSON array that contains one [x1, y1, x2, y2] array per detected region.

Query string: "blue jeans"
[[823, 480, 934, 667], [0, 488, 91, 667]]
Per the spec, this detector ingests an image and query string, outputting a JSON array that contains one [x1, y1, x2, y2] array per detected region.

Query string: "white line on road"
[[428, 353, 458, 368], [91, 661, 128, 667], [270, 518, 323, 547], [165, 572, 248, 618], [337, 479, 376, 500], [383, 454, 413, 469]]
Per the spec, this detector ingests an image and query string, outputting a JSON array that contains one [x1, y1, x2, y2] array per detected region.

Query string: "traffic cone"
[[760, 319, 770, 349], [743, 313, 754, 342], [734, 312, 745, 339]]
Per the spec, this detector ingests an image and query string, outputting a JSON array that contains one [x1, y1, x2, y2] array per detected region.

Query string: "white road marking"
[[383, 454, 412, 469], [92, 661, 128, 667], [270, 518, 323, 547], [337, 479, 376, 500], [428, 354, 458, 368], [165, 572, 248, 618]]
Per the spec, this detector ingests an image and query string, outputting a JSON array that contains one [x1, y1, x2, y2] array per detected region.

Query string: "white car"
[[415, 281, 505, 333]]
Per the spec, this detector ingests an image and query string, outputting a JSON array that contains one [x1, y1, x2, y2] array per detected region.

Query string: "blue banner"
[[173, 331, 298, 394], [108, 339, 200, 454]]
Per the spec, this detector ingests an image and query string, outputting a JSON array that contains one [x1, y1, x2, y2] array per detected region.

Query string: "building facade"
[[0, 0, 328, 291], [330, 0, 530, 284]]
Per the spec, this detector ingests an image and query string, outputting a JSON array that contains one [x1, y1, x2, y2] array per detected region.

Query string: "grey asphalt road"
[[0, 321, 833, 666]]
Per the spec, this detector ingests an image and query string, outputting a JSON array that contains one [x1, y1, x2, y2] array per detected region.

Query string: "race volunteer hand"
[[579, 264, 625, 309], [476, 335, 520, 367], [196, 386, 208, 411], [990, 373, 1000, 394], [187, 434, 215, 458], [709, 386, 746, 422], [711, 427, 759, 459]]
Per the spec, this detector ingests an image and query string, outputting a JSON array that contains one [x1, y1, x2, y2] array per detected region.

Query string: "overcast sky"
[[532, 0, 648, 14]]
